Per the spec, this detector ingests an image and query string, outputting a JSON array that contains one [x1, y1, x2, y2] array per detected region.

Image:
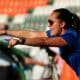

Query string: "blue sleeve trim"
[[46, 30, 51, 38]]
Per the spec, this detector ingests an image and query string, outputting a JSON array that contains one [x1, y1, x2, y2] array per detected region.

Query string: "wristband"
[[12, 37, 25, 44], [20, 38, 25, 44]]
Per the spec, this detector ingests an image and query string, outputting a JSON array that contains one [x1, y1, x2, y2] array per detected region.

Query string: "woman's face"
[[48, 12, 65, 36]]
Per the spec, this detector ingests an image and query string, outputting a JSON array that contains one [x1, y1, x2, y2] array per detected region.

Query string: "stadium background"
[[0, 0, 80, 80], [0, 0, 80, 31]]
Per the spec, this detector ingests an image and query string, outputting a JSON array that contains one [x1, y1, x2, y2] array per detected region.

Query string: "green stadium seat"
[[24, 14, 48, 31]]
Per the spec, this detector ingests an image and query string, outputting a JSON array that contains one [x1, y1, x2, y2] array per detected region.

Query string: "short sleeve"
[[46, 30, 51, 38], [61, 32, 77, 46]]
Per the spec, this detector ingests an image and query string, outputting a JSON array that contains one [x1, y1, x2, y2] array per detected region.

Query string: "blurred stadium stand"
[[24, 14, 48, 31], [0, 0, 49, 16], [0, 0, 54, 30], [0, 0, 80, 37], [0, 14, 9, 30], [0, 0, 80, 31], [32, 5, 54, 15], [9, 14, 27, 30], [0, 14, 8, 24]]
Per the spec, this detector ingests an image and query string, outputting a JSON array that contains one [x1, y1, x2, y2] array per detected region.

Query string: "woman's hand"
[[24, 58, 33, 64], [24, 58, 46, 66], [8, 38, 21, 48]]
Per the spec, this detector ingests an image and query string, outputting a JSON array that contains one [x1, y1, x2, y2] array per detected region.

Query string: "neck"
[[60, 29, 66, 35]]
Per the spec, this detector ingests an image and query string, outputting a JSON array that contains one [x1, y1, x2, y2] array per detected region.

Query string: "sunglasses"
[[48, 19, 54, 25]]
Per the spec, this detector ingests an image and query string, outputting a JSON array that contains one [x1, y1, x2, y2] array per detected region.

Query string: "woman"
[[0, 8, 80, 78]]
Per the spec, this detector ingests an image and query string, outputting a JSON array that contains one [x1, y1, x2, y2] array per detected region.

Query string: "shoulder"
[[61, 29, 78, 46], [62, 29, 78, 38]]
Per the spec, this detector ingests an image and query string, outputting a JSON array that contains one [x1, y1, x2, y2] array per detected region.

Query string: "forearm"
[[6, 30, 47, 38], [24, 58, 46, 66], [6, 30, 30, 38], [23, 37, 67, 47], [0, 30, 6, 35], [31, 60, 46, 66]]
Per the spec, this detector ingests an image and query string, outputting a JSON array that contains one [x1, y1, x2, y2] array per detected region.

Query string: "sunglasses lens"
[[48, 19, 53, 25]]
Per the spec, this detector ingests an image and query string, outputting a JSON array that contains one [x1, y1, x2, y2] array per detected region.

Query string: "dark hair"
[[53, 8, 80, 33]]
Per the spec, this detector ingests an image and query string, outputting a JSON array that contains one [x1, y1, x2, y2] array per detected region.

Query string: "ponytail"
[[70, 13, 80, 33]]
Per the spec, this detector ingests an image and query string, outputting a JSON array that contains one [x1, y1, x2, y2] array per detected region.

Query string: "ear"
[[60, 21, 66, 28]]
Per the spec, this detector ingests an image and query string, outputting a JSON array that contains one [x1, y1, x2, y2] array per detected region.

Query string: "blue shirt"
[[46, 29, 80, 77]]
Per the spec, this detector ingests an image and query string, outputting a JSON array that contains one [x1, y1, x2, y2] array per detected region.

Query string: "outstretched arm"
[[24, 58, 47, 66], [24, 37, 67, 47], [5, 30, 47, 38], [8, 37, 67, 48], [0, 30, 6, 35]]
